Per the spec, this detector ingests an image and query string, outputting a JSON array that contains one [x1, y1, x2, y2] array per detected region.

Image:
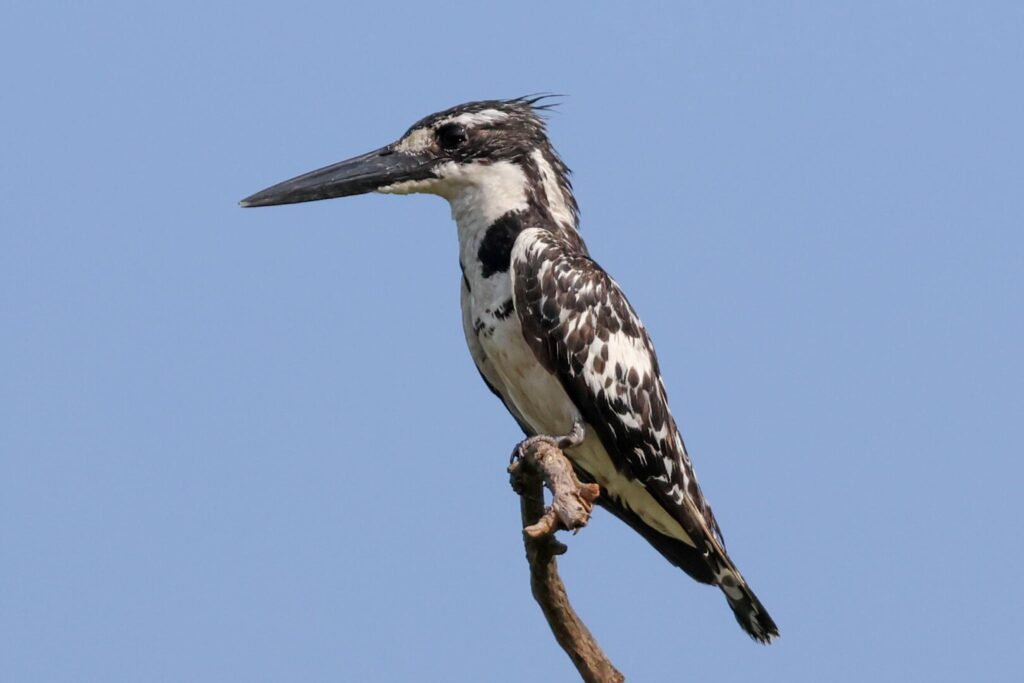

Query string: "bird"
[[240, 96, 779, 643]]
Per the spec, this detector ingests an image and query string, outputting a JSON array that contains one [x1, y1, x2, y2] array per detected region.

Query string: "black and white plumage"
[[241, 97, 779, 643]]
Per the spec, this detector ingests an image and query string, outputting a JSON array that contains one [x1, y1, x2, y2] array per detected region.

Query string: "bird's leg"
[[510, 420, 586, 464]]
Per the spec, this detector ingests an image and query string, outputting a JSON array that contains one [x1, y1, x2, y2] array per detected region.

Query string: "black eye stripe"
[[437, 123, 468, 151]]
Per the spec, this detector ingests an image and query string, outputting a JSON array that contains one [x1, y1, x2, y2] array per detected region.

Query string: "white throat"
[[440, 160, 531, 272], [446, 161, 528, 239], [380, 155, 576, 277]]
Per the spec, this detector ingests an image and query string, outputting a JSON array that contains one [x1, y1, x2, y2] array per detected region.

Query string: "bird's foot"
[[509, 420, 586, 464]]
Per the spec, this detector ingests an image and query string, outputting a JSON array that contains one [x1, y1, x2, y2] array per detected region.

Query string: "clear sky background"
[[3, 3, 1022, 681]]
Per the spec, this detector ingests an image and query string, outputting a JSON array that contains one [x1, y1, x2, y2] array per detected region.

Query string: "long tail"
[[592, 484, 780, 642], [714, 559, 779, 644], [689, 499, 780, 643], [697, 520, 778, 643]]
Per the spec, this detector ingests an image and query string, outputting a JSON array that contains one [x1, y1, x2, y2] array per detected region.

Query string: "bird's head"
[[240, 97, 578, 230]]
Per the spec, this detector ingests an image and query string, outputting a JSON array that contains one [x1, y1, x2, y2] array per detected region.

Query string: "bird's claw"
[[557, 421, 586, 450], [511, 421, 585, 464]]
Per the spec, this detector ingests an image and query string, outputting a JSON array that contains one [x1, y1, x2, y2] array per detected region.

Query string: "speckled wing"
[[510, 227, 779, 643], [509, 227, 722, 546]]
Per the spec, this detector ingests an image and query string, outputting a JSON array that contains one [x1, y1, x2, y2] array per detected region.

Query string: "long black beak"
[[239, 146, 434, 208]]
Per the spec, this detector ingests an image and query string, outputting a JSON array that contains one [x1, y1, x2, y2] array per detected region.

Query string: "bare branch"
[[508, 440, 625, 683]]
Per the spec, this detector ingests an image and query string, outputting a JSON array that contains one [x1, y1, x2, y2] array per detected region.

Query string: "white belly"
[[478, 316, 579, 435]]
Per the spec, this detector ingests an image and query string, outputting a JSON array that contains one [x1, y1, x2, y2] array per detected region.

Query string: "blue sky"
[[3, 2, 1022, 681]]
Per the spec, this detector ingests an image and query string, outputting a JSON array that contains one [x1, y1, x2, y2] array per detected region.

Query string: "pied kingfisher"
[[241, 97, 779, 643]]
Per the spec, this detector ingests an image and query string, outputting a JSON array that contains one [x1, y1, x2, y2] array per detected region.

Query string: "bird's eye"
[[437, 123, 467, 151]]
